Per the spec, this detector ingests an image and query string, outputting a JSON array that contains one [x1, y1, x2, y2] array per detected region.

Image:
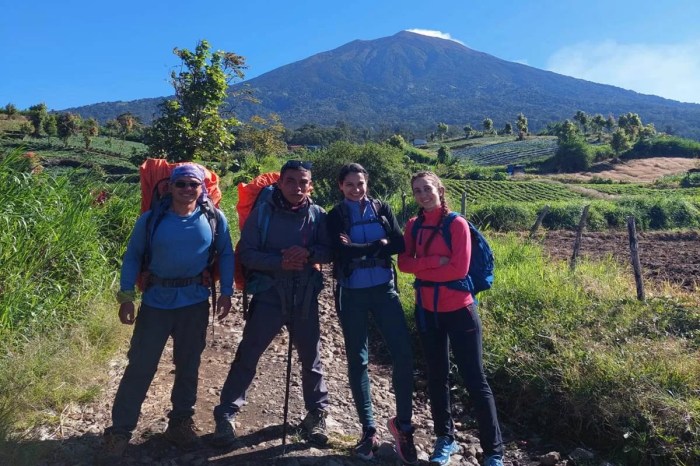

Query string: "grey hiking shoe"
[[212, 417, 237, 448], [164, 417, 199, 451], [301, 408, 328, 445]]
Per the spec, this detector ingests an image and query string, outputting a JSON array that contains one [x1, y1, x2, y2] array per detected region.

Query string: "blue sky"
[[2, 0, 699, 111]]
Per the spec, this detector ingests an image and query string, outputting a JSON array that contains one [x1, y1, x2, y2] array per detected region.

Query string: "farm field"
[[451, 136, 558, 165], [578, 183, 700, 198], [538, 229, 700, 291], [443, 178, 583, 204]]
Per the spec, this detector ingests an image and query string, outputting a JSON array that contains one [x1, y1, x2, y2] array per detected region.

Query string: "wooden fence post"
[[570, 205, 590, 271], [627, 216, 646, 301], [460, 191, 467, 216], [401, 191, 407, 223], [529, 205, 550, 238]]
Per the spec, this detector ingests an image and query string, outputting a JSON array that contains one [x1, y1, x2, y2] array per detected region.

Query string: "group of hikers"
[[102, 159, 505, 466]]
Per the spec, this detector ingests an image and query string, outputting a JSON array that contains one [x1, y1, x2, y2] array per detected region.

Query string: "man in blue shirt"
[[101, 163, 234, 460]]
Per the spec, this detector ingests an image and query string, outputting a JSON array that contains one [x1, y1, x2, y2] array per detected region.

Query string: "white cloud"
[[546, 40, 700, 104], [406, 29, 465, 45]]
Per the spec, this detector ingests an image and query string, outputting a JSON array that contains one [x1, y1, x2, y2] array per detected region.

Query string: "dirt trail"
[[35, 273, 564, 466]]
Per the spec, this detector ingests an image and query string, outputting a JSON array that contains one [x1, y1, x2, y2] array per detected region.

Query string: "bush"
[[629, 135, 700, 158], [308, 141, 410, 207], [469, 203, 535, 231], [547, 138, 593, 172]]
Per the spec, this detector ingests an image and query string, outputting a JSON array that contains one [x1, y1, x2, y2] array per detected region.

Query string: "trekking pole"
[[210, 281, 217, 341], [281, 276, 298, 450]]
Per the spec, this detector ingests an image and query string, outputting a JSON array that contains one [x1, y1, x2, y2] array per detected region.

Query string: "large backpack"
[[137, 158, 222, 292], [233, 172, 280, 292], [233, 172, 321, 317], [411, 212, 495, 295]]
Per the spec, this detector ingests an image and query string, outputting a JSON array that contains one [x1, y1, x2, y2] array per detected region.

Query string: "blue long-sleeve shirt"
[[120, 205, 234, 309]]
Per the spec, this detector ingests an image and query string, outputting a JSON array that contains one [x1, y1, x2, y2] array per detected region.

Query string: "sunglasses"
[[281, 160, 313, 171], [173, 181, 202, 189]]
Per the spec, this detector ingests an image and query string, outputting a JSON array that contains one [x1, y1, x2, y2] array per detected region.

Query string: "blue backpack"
[[411, 212, 495, 295]]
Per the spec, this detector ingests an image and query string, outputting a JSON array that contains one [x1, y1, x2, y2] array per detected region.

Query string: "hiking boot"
[[429, 435, 460, 466], [387, 417, 418, 465], [164, 417, 199, 451], [354, 426, 379, 460], [484, 454, 504, 466], [211, 417, 237, 448], [99, 431, 128, 462], [301, 408, 329, 446]]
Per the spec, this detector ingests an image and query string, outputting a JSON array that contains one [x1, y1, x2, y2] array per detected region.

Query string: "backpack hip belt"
[[147, 273, 204, 288]]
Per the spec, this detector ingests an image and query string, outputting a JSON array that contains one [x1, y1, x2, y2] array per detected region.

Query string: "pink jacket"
[[398, 208, 474, 312]]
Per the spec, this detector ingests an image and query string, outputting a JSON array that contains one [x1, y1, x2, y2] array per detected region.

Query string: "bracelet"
[[116, 290, 136, 304]]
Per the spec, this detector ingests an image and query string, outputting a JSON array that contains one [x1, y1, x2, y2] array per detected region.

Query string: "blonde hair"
[[410, 171, 450, 222]]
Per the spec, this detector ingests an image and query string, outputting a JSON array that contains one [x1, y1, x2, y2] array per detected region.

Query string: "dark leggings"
[[417, 303, 504, 457]]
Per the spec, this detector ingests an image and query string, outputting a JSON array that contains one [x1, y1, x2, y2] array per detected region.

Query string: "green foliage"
[[287, 122, 355, 146], [145, 40, 245, 162], [235, 114, 287, 160], [437, 145, 451, 164], [549, 137, 593, 172], [27, 103, 47, 138], [628, 135, 700, 159], [56, 113, 81, 146], [0, 149, 134, 331], [308, 141, 410, 207]]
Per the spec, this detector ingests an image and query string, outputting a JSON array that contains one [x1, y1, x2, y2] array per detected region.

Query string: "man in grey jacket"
[[212, 160, 332, 447]]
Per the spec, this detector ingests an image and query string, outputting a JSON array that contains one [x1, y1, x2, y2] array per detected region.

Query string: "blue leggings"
[[336, 281, 414, 429]]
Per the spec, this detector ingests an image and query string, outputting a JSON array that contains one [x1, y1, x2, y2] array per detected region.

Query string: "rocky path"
[[37, 273, 565, 466]]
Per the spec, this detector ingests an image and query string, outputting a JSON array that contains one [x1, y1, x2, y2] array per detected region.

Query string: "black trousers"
[[417, 303, 504, 457]]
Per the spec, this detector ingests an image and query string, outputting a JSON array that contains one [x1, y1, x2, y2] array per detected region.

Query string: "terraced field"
[[443, 179, 582, 204], [579, 183, 700, 198], [452, 137, 558, 165]]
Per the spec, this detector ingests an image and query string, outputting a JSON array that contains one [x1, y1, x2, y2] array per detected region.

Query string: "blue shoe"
[[484, 454, 504, 466], [429, 435, 460, 465]]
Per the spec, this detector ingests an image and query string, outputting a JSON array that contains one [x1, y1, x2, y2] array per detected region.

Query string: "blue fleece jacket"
[[120, 205, 234, 309]]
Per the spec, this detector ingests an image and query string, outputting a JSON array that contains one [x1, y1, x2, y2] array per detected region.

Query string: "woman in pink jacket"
[[398, 171, 504, 466]]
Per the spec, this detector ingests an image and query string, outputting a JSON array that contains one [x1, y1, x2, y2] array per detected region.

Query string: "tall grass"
[[0, 149, 138, 461], [397, 233, 700, 464]]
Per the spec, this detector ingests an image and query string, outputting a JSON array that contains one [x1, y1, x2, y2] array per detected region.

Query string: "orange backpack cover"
[[233, 172, 280, 290], [137, 158, 223, 291], [139, 158, 222, 212]]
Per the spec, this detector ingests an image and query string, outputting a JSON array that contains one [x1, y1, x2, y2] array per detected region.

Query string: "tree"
[[482, 118, 493, 135], [27, 103, 48, 138], [437, 145, 451, 164], [388, 134, 406, 149], [436, 122, 449, 141], [82, 118, 99, 149], [501, 122, 513, 135], [617, 112, 643, 140], [145, 39, 245, 162], [235, 114, 287, 161], [463, 125, 473, 138], [591, 114, 606, 140], [573, 110, 589, 135], [4, 103, 18, 117], [611, 128, 631, 156], [116, 113, 139, 140], [516, 113, 528, 139], [43, 114, 58, 145], [56, 113, 81, 146], [555, 119, 580, 145], [605, 115, 616, 133]]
